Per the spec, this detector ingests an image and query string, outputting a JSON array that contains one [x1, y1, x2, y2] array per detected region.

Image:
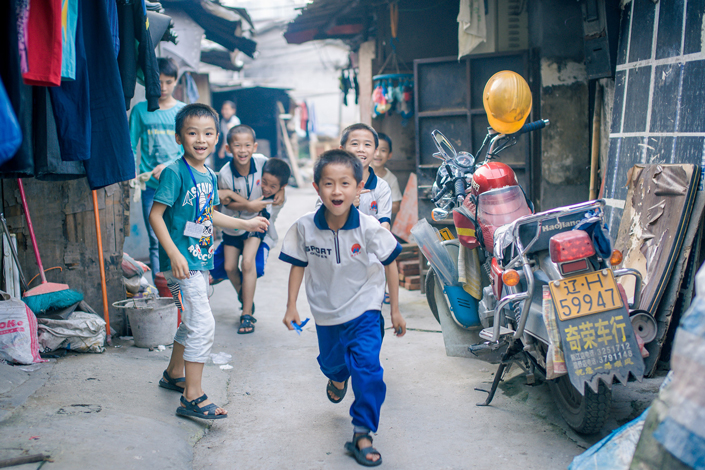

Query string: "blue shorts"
[[217, 237, 270, 278]]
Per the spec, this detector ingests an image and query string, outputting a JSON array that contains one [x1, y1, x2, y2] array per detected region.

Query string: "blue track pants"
[[316, 310, 386, 433]]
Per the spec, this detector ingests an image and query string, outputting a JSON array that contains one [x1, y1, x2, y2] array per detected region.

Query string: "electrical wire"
[[27, 266, 63, 288]]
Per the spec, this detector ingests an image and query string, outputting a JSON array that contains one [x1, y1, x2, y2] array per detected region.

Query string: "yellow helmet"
[[483, 71, 532, 135]]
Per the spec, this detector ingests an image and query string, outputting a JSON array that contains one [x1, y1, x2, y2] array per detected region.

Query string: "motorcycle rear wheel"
[[424, 269, 442, 324], [548, 375, 611, 434]]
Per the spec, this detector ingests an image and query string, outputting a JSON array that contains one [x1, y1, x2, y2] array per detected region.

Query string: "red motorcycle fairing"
[[491, 257, 503, 298], [453, 203, 481, 249]]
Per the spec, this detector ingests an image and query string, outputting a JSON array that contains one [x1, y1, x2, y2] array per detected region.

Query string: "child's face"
[[175, 116, 218, 165], [221, 103, 235, 120], [342, 130, 377, 170], [373, 139, 391, 171], [261, 172, 283, 198], [314, 163, 364, 218], [159, 73, 177, 100], [228, 133, 258, 168]]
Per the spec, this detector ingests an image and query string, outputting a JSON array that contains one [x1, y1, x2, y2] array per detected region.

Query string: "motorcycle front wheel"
[[548, 375, 611, 434]]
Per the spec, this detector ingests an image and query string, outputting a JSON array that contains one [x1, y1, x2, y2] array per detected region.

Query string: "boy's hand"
[[283, 307, 301, 330], [391, 309, 406, 337], [244, 216, 269, 233], [247, 197, 270, 213], [221, 196, 232, 205], [169, 251, 191, 280], [354, 189, 371, 208], [153, 163, 167, 180], [272, 187, 286, 206]]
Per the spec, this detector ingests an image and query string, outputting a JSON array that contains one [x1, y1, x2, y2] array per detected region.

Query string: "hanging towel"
[[60, 0, 78, 80], [185, 72, 200, 103], [457, 0, 486, 59], [23, 0, 63, 87]]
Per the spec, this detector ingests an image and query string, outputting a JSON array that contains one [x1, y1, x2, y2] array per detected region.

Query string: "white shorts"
[[164, 270, 214, 363]]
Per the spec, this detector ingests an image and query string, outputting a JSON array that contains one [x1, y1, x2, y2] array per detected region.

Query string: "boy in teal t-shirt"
[[129, 57, 185, 274], [150, 103, 268, 420]]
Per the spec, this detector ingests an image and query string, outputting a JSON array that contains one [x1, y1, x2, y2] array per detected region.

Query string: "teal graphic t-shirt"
[[153, 158, 220, 272], [129, 100, 186, 189]]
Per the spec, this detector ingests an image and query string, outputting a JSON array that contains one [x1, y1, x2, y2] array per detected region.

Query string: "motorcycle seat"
[[494, 209, 595, 266]]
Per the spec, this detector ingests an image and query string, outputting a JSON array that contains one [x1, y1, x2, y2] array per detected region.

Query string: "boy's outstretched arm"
[[149, 202, 190, 279], [212, 211, 269, 233], [385, 260, 406, 337], [283, 265, 305, 330]]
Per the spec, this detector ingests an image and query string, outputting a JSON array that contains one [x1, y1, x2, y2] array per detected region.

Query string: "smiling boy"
[[340, 124, 393, 231], [217, 125, 285, 334], [149, 104, 268, 419], [280, 149, 405, 466]]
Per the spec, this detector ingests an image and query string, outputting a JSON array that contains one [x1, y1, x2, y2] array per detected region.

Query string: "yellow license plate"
[[549, 270, 623, 321]]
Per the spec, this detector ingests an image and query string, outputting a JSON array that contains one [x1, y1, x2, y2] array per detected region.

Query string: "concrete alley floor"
[[0, 186, 661, 470]]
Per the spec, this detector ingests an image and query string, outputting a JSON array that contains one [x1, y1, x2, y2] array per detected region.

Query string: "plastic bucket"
[[113, 298, 177, 348]]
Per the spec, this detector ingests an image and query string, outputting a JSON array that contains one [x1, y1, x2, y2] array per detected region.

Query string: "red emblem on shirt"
[[351, 243, 361, 256], [370, 201, 378, 213]]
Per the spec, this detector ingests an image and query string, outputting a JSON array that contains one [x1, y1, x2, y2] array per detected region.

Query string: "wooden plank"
[[276, 101, 305, 188]]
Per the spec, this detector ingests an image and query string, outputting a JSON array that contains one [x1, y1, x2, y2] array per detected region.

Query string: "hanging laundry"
[[1, 0, 35, 177], [60, 0, 78, 80], [23, 0, 63, 87], [457, 0, 486, 59], [117, 0, 161, 111], [105, 0, 120, 58], [0, 80, 22, 165], [49, 0, 91, 162], [36, 89, 85, 181], [184, 72, 200, 103], [80, 0, 136, 189], [16, 0, 30, 75]]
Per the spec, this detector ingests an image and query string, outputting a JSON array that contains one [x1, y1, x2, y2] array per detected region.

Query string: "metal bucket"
[[113, 298, 177, 348]]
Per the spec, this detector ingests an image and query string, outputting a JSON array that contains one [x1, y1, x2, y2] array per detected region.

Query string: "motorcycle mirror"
[[432, 152, 447, 161], [431, 208, 449, 222], [431, 130, 457, 160]]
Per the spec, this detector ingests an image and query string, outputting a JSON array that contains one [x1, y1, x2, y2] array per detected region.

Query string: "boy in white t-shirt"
[[371, 133, 402, 217], [280, 149, 406, 466]]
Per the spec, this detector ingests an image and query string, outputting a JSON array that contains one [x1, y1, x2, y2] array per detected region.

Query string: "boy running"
[[150, 103, 268, 419], [217, 125, 285, 334], [280, 149, 406, 466]]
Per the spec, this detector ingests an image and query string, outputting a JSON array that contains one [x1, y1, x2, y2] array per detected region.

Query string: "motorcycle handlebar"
[[431, 184, 451, 204], [515, 119, 549, 135], [454, 177, 466, 200]]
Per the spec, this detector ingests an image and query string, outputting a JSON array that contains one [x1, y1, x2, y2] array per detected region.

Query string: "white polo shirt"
[[359, 167, 392, 224], [314, 167, 393, 225], [217, 153, 268, 236], [279, 205, 402, 326]]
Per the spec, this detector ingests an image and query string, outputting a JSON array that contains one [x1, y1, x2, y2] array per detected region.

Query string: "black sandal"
[[345, 433, 382, 467], [326, 378, 348, 403], [238, 314, 257, 334], [175, 394, 227, 420], [158, 370, 185, 392]]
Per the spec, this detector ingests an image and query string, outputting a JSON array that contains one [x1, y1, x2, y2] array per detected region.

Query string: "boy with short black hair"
[[372, 133, 402, 216], [217, 125, 285, 334], [130, 57, 185, 275], [281, 149, 406, 466], [215, 100, 240, 171], [150, 103, 268, 420], [339, 123, 393, 231]]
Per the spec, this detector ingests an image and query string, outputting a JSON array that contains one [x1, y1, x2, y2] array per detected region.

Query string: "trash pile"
[[122, 252, 158, 298]]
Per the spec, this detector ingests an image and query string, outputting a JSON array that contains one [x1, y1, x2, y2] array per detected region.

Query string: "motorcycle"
[[415, 121, 655, 434]]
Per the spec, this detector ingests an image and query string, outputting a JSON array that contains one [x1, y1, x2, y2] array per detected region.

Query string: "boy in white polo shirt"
[[217, 125, 284, 334], [280, 149, 406, 466]]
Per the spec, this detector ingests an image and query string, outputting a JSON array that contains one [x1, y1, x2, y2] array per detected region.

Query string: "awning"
[[284, 0, 372, 46], [163, 0, 257, 58]]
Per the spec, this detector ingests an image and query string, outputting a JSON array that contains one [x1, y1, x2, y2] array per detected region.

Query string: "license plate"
[[549, 270, 623, 321]]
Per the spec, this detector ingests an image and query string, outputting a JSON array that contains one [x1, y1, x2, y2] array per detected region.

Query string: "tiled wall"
[[603, 0, 705, 233]]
